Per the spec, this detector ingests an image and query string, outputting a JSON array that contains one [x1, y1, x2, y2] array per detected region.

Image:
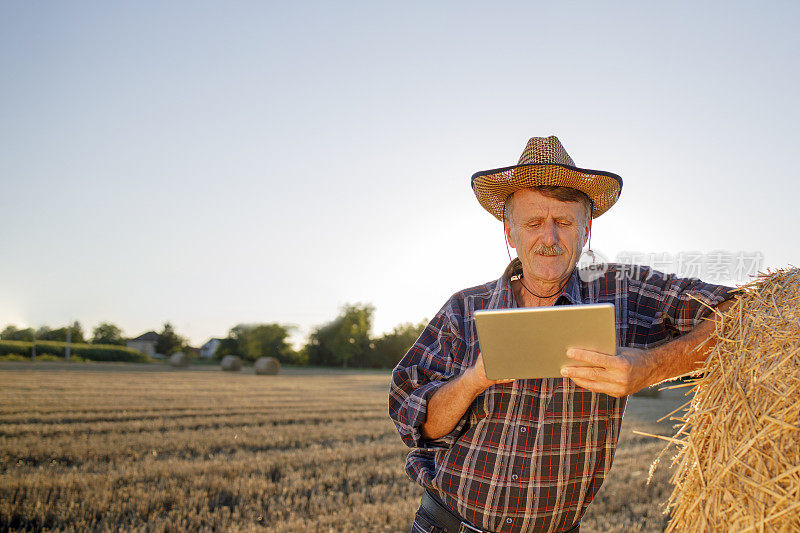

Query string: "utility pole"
[[65, 322, 72, 362], [31, 330, 36, 361]]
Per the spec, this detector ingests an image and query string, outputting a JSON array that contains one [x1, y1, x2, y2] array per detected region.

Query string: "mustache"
[[533, 243, 565, 256]]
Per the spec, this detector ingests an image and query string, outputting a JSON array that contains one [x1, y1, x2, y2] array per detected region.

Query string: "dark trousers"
[[411, 490, 580, 533]]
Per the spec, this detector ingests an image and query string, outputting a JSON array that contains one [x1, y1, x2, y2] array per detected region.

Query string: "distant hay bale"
[[220, 355, 242, 371], [254, 357, 280, 375], [169, 352, 189, 368], [651, 268, 800, 531]]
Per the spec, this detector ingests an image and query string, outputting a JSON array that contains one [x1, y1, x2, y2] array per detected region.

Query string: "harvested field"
[[0, 363, 684, 532]]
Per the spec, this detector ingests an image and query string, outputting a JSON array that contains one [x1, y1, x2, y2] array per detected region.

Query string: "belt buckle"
[[458, 522, 483, 533]]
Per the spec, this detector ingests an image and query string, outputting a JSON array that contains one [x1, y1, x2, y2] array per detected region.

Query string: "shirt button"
[[520, 427, 526, 433], [506, 518, 513, 524], [512, 474, 518, 480]]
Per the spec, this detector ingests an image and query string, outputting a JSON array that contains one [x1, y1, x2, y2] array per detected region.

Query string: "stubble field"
[[0, 363, 685, 532]]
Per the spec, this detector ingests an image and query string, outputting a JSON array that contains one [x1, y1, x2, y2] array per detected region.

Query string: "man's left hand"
[[560, 347, 655, 398]]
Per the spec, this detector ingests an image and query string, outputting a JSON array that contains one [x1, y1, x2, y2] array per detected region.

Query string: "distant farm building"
[[184, 346, 201, 359], [127, 331, 159, 357], [200, 338, 224, 359]]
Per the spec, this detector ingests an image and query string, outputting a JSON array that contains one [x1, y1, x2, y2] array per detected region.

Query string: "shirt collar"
[[497, 258, 584, 307], [558, 268, 583, 305]]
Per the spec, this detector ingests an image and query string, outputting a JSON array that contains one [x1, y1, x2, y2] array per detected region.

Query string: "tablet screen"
[[474, 303, 617, 380]]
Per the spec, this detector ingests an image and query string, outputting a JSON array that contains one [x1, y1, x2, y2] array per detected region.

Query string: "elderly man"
[[388, 136, 735, 533]]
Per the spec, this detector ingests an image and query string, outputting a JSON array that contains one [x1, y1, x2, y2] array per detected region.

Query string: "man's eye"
[[557, 220, 572, 227]]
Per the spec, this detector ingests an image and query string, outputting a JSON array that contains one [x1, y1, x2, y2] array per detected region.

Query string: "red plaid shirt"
[[389, 260, 734, 533]]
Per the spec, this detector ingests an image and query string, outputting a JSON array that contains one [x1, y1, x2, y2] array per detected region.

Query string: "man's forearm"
[[421, 369, 483, 440], [647, 299, 733, 384], [563, 300, 735, 396]]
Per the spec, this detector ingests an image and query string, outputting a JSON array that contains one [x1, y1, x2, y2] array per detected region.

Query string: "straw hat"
[[471, 136, 623, 220]]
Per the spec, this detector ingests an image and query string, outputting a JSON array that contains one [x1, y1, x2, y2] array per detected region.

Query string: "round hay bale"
[[254, 357, 280, 375], [653, 268, 800, 531], [169, 352, 189, 367], [220, 355, 242, 371]]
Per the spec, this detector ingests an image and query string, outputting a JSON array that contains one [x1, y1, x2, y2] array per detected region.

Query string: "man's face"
[[503, 188, 590, 285]]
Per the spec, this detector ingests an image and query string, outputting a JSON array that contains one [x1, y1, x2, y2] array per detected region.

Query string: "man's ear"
[[504, 219, 516, 248], [583, 218, 592, 247]]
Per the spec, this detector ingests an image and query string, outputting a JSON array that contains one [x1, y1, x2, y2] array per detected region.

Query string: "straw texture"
[[647, 268, 800, 531]]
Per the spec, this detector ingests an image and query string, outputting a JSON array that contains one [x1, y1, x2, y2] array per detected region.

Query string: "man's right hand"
[[421, 353, 514, 440], [467, 351, 516, 393]]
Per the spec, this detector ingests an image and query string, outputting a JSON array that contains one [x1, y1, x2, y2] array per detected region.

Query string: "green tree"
[[243, 323, 295, 363], [371, 320, 427, 368], [306, 303, 374, 368], [35, 326, 54, 340], [92, 322, 125, 345], [1, 325, 35, 342], [214, 324, 252, 360], [212, 336, 239, 359], [215, 323, 296, 363], [69, 321, 86, 344], [155, 322, 186, 355], [32, 321, 85, 343]]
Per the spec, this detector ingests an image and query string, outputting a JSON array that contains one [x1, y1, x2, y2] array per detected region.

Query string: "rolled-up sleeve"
[[629, 266, 737, 346], [388, 304, 470, 450]]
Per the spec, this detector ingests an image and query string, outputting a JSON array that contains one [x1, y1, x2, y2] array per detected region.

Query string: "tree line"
[[0, 322, 187, 356], [213, 303, 426, 368], [0, 304, 427, 369]]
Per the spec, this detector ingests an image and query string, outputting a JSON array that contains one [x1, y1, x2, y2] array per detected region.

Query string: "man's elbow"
[[420, 421, 441, 441], [715, 299, 736, 314]]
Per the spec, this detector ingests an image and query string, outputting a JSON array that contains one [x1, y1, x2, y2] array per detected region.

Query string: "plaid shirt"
[[389, 260, 734, 533]]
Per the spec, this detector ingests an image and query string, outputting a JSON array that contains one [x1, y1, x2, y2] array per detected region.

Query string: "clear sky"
[[2, 1, 798, 347]]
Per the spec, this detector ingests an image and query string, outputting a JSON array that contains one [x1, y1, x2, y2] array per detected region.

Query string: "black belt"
[[421, 490, 580, 533]]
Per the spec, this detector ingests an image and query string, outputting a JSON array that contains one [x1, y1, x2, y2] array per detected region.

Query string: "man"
[[388, 136, 735, 533]]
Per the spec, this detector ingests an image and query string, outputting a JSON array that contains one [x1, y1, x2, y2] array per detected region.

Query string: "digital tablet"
[[474, 303, 617, 380]]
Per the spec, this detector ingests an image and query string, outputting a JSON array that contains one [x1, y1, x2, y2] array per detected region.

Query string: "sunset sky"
[[2, 1, 798, 346]]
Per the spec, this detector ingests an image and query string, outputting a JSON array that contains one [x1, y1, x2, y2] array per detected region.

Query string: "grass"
[[0, 362, 683, 532]]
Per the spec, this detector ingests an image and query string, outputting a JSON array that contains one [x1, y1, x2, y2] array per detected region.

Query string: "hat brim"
[[471, 163, 622, 220]]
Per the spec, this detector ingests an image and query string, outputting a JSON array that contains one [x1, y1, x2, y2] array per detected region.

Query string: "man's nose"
[[541, 221, 558, 245]]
